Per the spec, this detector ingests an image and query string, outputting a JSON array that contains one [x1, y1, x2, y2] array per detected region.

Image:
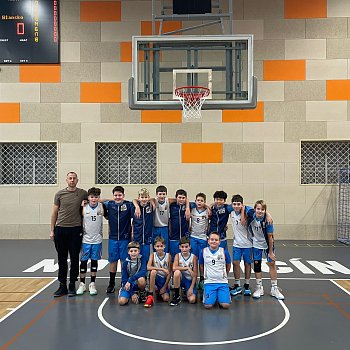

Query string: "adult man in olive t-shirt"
[[50, 172, 88, 297]]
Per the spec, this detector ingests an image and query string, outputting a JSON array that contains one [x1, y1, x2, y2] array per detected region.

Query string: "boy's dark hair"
[[88, 187, 101, 197], [128, 241, 140, 250], [154, 236, 166, 245], [179, 236, 191, 246], [208, 231, 220, 239], [213, 190, 227, 200], [156, 185, 167, 194], [176, 189, 187, 197], [231, 194, 243, 203], [196, 192, 206, 201], [254, 199, 267, 210], [112, 185, 124, 194]]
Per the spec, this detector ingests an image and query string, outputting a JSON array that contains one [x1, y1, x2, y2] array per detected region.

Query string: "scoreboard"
[[0, 0, 59, 64]]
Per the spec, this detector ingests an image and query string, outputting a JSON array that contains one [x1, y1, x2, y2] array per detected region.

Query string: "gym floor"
[[0, 240, 349, 350]]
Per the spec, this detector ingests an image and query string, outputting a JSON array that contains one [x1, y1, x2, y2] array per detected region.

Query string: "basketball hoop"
[[175, 86, 210, 121]]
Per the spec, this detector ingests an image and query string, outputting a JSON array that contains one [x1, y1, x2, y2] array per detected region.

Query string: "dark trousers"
[[54, 226, 83, 284]]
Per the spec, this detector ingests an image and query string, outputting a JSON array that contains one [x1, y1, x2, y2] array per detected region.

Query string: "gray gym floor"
[[0, 240, 349, 350]]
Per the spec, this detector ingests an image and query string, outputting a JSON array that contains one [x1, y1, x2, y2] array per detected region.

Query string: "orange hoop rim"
[[174, 86, 210, 99]]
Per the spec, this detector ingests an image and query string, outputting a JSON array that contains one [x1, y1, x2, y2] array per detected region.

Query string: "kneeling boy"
[[171, 236, 198, 306], [118, 241, 147, 305], [199, 231, 231, 309], [144, 236, 172, 307]]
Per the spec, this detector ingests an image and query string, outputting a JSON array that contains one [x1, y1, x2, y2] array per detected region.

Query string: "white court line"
[[98, 298, 290, 346], [0, 277, 57, 324], [330, 279, 350, 296]]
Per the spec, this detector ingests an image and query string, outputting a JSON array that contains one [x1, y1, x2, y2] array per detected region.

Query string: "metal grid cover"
[[337, 168, 350, 245], [0, 143, 57, 185], [301, 141, 350, 184], [96, 143, 157, 185]]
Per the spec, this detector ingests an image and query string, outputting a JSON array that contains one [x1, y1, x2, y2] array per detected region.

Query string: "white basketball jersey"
[[203, 247, 228, 284], [231, 211, 252, 248], [190, 208, 209, 241], [153, 252, 170, 278], [249, 219, 268, 250], [178, 253, 195, 281], [83, 203, 103, 244], [153, 198, 169, 227]]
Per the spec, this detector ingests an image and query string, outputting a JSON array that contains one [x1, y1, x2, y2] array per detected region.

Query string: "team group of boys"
[[77, 185, 285, 309]]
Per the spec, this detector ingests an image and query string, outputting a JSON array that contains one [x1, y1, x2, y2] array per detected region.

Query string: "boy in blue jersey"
[[171, 236, 198, 306], [247, 200, 284, 300], [104, 186, 134, 294], [118, 241, 147, 305], [131, 188, 154, 264], [230, 194, 253, 297], [199, 231, 231, 309], [209, 191, 234, 249], [169, 189, 190, 260]]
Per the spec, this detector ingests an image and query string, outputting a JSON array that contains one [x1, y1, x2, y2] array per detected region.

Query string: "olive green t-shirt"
[[54, 188, 88, 227]]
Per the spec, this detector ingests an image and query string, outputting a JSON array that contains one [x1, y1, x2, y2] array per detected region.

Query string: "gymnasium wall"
[[0, 0, 348, 239]]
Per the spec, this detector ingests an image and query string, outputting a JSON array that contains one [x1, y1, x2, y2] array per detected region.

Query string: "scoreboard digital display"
[[0, 0, 59, 64]]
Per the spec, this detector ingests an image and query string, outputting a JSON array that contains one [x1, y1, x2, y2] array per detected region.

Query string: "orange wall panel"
[[0, 103, 20, 123], [326, 80, 350, 100], [222, 102, 264, 122], [120, 42, 132, 62], [20, 65, 60, 83], [80, 82, 121, 103], [80, 1, 121, 22], [141, 110, 182, 123], [141, 21, 182, 35], [182, 143, 223, 163], [285, 0, 327, 19], [264, 60, 305, 81]]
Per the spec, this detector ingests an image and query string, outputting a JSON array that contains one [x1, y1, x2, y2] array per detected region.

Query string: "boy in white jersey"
[[77, 187, 104, 295], [171, 236, 197, 306], [189, 192, 209, 290], [144, 236, 172, 307], [199, 231, 231, 309], [230, 194, 253, 297], [247, 200, 284, 300], [134, 185, 179, 253]]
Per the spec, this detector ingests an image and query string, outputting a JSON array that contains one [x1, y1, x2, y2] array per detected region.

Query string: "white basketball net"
[[175, 86, 210, 121]]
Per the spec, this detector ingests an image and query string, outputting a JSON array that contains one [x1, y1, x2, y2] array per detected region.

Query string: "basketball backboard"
[[128, 35, 257, 110]]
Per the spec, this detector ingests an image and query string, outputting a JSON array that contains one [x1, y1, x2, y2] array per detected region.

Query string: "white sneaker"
[[76, 282, 86, 295], [270, 286, 284, 300], [252, 285, 264, 299], [89, 282, 97, 295]]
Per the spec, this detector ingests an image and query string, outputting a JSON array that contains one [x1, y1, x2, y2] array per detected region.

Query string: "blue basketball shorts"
[[253, 246, 275, 263], [155, 274, 170, 294], [190, 236, 207, 257], [81, 243, 102, 261], [108, 239, 129, 263], [169, 240, 180, 260], [219, 240, 228, 250], [153, 226, 169, 252], [119, 281, 139, 300], [232, 247, 252, 264], [181, 276, 197, 296], [203, 283, 231, 306]]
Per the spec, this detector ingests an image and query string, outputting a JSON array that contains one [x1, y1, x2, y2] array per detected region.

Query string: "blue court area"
[[0, 240, 349, 350]]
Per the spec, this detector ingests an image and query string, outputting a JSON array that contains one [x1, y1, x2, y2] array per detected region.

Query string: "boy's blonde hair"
[[138, 187, 150, 197], [254, 199, 267, 210]]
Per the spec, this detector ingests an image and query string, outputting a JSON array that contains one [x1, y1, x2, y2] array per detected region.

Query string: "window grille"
[[301, 141, 350, 184], [0, 143, 57, 185], [96, 142, 157, 184]]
